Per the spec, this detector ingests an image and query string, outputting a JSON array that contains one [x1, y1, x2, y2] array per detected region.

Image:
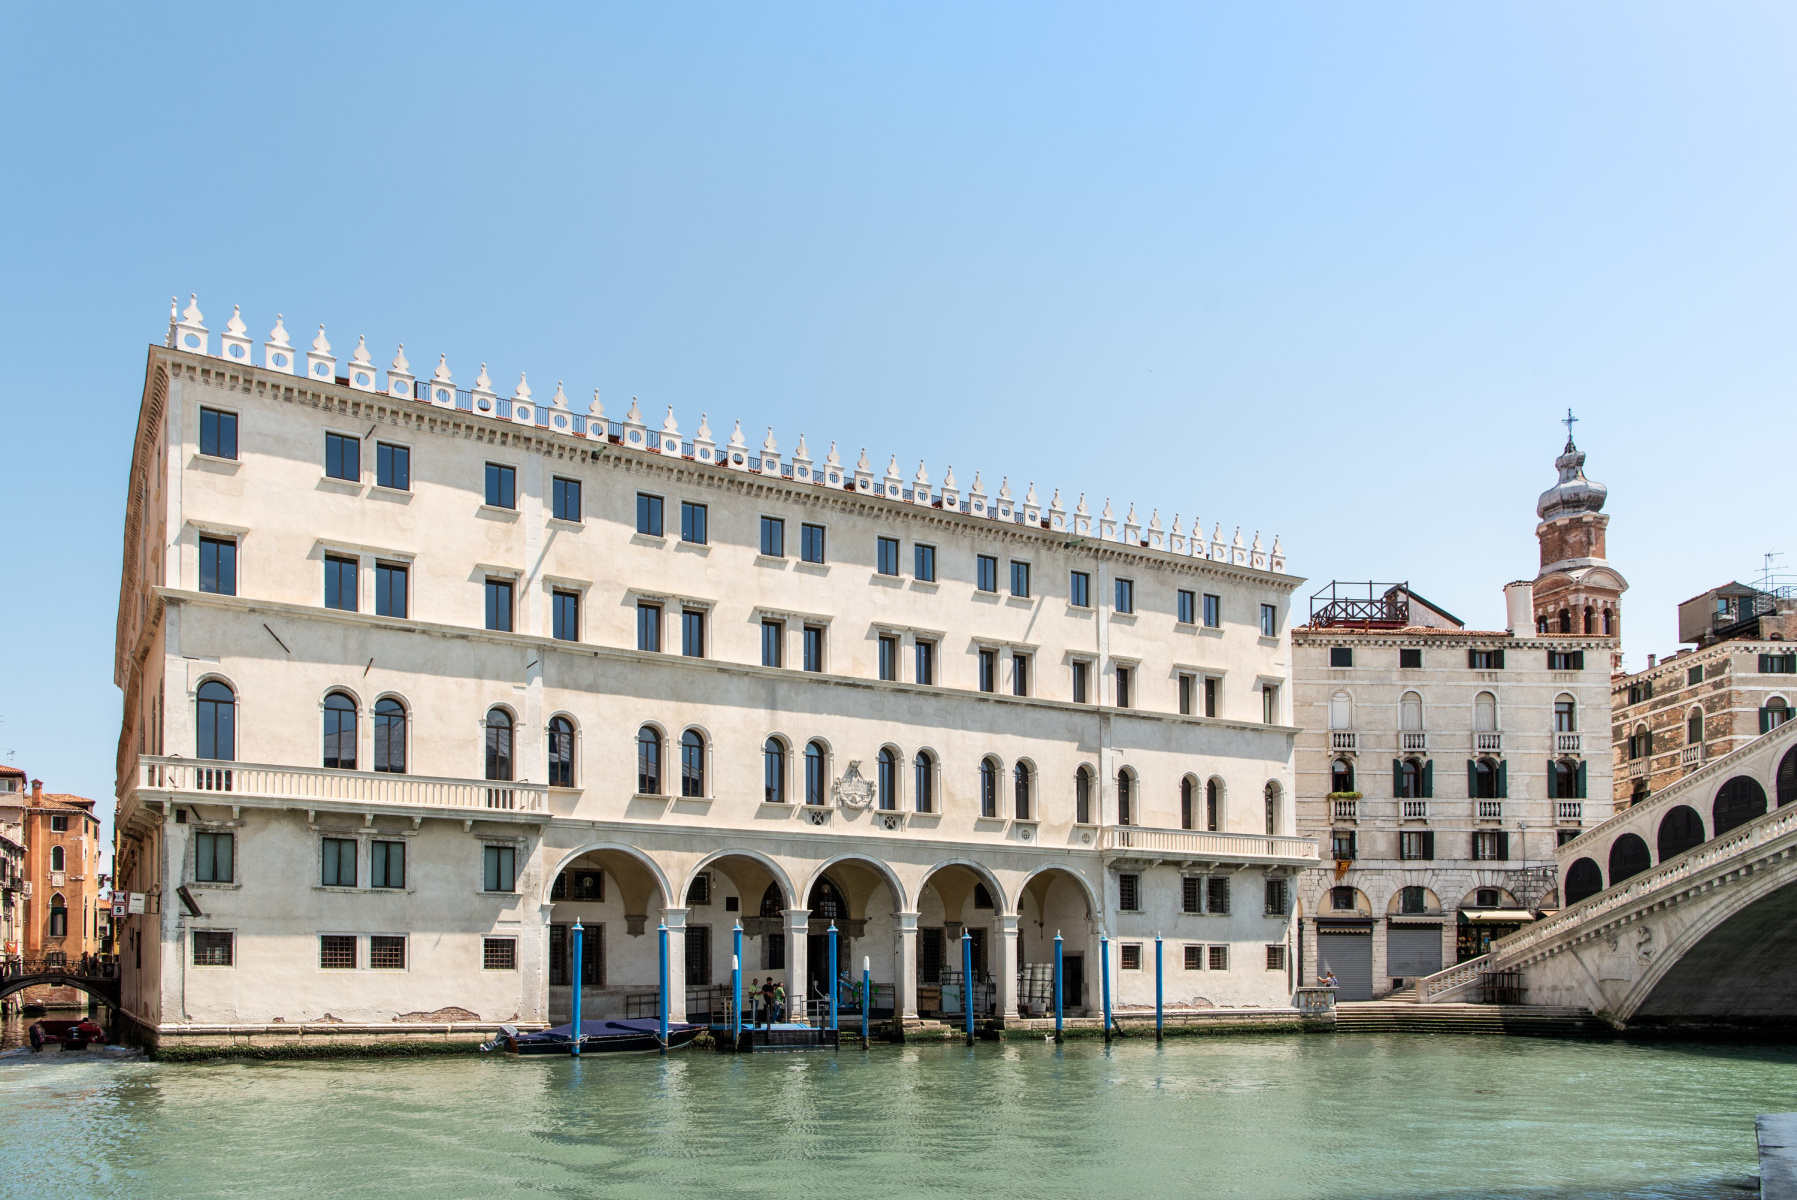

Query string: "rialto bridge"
[[1418, 716, 1797, 1028]]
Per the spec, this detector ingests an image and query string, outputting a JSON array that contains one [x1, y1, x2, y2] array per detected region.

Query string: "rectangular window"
[[876, 537, 900, 576], [1260, 604, 1278, 638], [915, 640, 936, 685], [1070, 571, 1091, 608], [1072, 660, 1090, 705], [485, 463, 516, 509], [1265, 879, 1290, 916], [878, 635, 898, 681], [1120, 943, 1143, 971], [1208, 945, 1229, 972], [685, 924, 713, 986], [192, 930, 233, 966], [1118, 873, 1141, 912], [320, 935, 357, 971], [1330, 647, 1353, 668], [1469, 649, 1504, 670], [324, 555, 358, 611], [760, 516, 784, 557], [195, 831, 233, 883], [376, 562, 408, 618], [483, 937, 517, 970], [1185, 944, 1204, 970], [1012, 654, 1030, 697], [1207, 877, 1231, 914], [915, 544, 936, 582], [1760, 653, 1797, 674], [1331, 830, 1357, 860], [51, 815, 68, 832], [978, 648, 998, 693], [1400, 831, 1435, 861], [680, 501, 708, 545], [1010, 561, 1031, 598], [1203, 594, 1221, 628], [1548, 650, 1585, 671], [1267, 944, 1287, 971], [802, 625, 825, 673], [1205, 677, 1218, 718], [484, 844, 517, 892], [762, 620, 785, 668], [552, 476, 581, 522], [636, 493, 664, 536], [1263, 684, 1279, 725], [1115, 666, 1132, 709], [553, 590, 580, 642], [800, 523, 826, 564], [484, 578, 513, 632], [1400, 648, 1423, 669], [198, 536, 237, 596], [1177, 590, 1196, 625], [637, 603, 662, 652], [325, 432, 361, 482], [371, 935, 406, 970], [1182, 876, 1201, 914], [199, 407, 237, 460], [1688, 664, 1705, 686], [1472, 831, 1510, 862], [682, 609, 706, 658], [1178, 674, 1195, 716], [371, 840, 405, 889], [377, 442, 410, 491], [976, 555, 998, 593], [322, 838, 357, 887], [1114, 578, 1134, 614]]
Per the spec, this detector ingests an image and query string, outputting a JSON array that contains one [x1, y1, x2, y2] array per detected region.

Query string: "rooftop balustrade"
[[129, 756, 549, 819]]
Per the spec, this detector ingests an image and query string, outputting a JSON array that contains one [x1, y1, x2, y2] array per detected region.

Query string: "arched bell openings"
[[636, 725, 664, 795], [679, 729, 707, 798], [196, 678, 236, 761], [546, 714, 577, 788], [373, 696, 407, 774], [484, 707, 515, 781], [763, 736, 789, 804], [322, 691, 358, 770]]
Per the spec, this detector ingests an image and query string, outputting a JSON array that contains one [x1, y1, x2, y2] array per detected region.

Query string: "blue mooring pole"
[[732, 920, 743, 1052], [658, 921, 670, 1053], [861, 956, 871, 1048], [1155, 932, 1164, 1041], [1053, 929, 1064, 1044], [962, 929, 975, 1046], [1101, 933, 1113, 1041], [828, 922, 839, 1038], [571, 920, 584, 1057]]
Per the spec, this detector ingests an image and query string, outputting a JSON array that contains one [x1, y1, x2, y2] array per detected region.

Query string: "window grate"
[[320, 935, 357, 970]]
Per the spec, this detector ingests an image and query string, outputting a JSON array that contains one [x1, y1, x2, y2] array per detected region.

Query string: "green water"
[[1, 1034, 1792, 1199]]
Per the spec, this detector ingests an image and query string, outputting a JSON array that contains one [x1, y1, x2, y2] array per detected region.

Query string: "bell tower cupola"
[[1530, 411, 1627, 638]]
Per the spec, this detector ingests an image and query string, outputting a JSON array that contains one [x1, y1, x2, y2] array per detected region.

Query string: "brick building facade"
[[0, 777, 107, 1009]]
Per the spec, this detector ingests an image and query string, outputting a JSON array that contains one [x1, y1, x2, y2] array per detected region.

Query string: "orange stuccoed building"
[[0, 768, 107, 1009]]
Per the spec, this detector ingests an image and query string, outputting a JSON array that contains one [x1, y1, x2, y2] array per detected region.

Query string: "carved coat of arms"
[[833, 761, 875, 810]]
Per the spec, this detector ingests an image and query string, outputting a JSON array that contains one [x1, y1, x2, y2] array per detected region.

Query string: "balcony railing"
[[1330, 731, 1357, 751], [1556, 801, 1583, 823], [1680, 745, 1702, 766], [1474, 732, 1502, 753], [1623, 759, 1647, 779], [1103, 826, 1320, 864], [1400, 732, 1427, 752], [1332, 798, 1358, 821], [1477, 800, 1503, 820], [132, 756, 550, 814], [1555, 733, 1582, 753], [1401, 799, 1428, 820]]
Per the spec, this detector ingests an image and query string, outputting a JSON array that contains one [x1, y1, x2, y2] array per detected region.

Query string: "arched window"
[[196, 680, 236, 761], [637, 726, 663, 795], [760, 883, 784, 918], [914, 751, 935, 814], [1551, 759, 1580, 800], [1766, 698, 1792, 733], [1329, 690, 1352, 731], [680, 730, 705, 797], [50, 845, 65, 872], [764, 738, 787, 804], [547, 716, 575, 787], [805, 741, 827, 806], [1474, 692, 1497, 733], [1473, 758, 1498, 799], [1713, 775, 1768, 836], [1608, 833, 1651, 885], [1205, 778, 1220, 831], [1264, 781, 1279, 835], [1536, 614, 1549, 635], [485, 708, 514, 781], [1626, 724, 1651, 761], [877, 747, 898, 811], [323, 692, 357, 769], [1583, 605, 1594, 635], [1399, 692, 1423, 732], [1181, 777, 1195, 829], [1398, 759, 1422, 799], [1014, 762, 1032, 820], [1116, 768, 1134, 826], [373, 698, 406, 774], [1558, 608, 1572, 634], [1564, 858, 1603, 904], [1074, 766, 1092, 824], [1554, 696, 1576, 732], [48, 893, 67, 938], [1657, 804, 1705, 860], [979, 758, 1000, 819], [1688, 708, 1704, 746], [1398, 885, 1427, 915], [1331, 759, 1355, 795], [1603, 608, 1614, 635], [809, 876, 844, 920]]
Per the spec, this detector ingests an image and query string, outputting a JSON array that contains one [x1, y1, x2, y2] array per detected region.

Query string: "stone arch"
[[683, 847, 797, 913], [1657, 804, 1706, 861], [920, 858, 1011, 916], [1564, 857, 1604, 905], [1608, 833, 1652, 886], [0, 974, 118, 1012], [1017, 862, 1101, 916], [1325, 883, 1372, 915], [1713, 775, 1769, 837], [541, 841, 673, 911], [802, 854, 908, 915]]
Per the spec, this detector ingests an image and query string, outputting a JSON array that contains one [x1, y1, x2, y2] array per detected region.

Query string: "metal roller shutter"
[[1318, 929, 1373, 1001], [1386, 924, 1443, 979]]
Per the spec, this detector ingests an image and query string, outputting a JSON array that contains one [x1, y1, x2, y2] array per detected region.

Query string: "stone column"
[[894, 910, 920, 1021], [662, 906, 688, 1022], [997, 914, 1021, 1020], [784, 908, 810, 1024]]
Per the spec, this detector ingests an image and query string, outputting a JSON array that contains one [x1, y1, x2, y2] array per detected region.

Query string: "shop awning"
[[1457, 908, 1539, 924]]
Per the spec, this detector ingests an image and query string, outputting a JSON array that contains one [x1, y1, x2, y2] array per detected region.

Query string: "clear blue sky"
[[2, 4, 1792, 832]]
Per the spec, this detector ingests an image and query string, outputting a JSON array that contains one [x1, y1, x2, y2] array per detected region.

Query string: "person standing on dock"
[[773, 981, 787, 1024], [760, 978, 777, 1027]]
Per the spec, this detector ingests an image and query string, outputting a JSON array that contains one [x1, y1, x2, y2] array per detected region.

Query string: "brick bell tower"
[[1531, 411, 1627, 638]]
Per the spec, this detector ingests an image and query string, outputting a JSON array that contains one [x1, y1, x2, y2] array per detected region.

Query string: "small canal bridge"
[[1418, 717, 1797, 1029], [0, 958, 121, 1011]]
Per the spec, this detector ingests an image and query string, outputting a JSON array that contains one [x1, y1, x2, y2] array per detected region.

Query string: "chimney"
[[30, 779, 41, 803], [1647, 654, 1657, 669], [1504, 582, 1534, 636]]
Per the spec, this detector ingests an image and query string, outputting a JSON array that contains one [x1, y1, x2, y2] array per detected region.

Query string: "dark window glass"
[[1206, 779, 1219, 831], [914, 752, 934, 813], [805, 742, 827, 806], [322, 837, 356, 887], [553, 590, 579, 641], [196, 680, 235, 761], [1178, 590, 1195, 624], [637, 727, 663, 794], [373, 698, 406, 773], [680, 501, 707, 544], [48, 897, 66, 937], [915, 640, 935, 685], [195, 831, 233, 883], [1688, 664, 1704, 686], [324, 555, 358, 611], [552, 476, 581, 522], [762, 620, 784, 667], [485, 463, 516, 509], [547, 716, 575, 787], [976, 555, 998, 593], [1204, 676, 1218, 718], [878, 635, 898, 681], [1072, 661, 1089, 704], [1203, 593, 1221, 628], [371, 840, 405, 889], [803, 626, 824, 673], [979, 759, 999, 818], [1114, 578, 1134, 614], [377, 442, 410, 490], [636, 493, 663, 536], [1117, 770, 1133, 825], [877, 537, 900, 576], [320, 935, 356, 969], [1013, 762, 1031, 818], [1400, 648, 1423, 669], [637, 603, 661, 652], [484, 845, 516, 892], [371, 935, 406, 969], [915, 544, 936, 582], [1118, 873, 1140, 911], [1208, 877, 1231, 913], [760, 516, 784, 557], [199, 407, 237, 459], [1010, 561, 1030, 598], [193, 930, 233, 966], [978, 649, 997, 693], [1261, 604, 1277, 637], [877, 748, 897, 811], [801, 523, 826, 564], [681, 730, 705, 797], [485, 578, 513, 632], [764, 739, 786, 803], [1116, 666, 1132, 709], [1070, 571, 1090, 608], [1330, 647, 1353, 668], [1179, 674, 1194, 716], [199, 536, 236, 596], [1075, 768, 1091, 824], [1013, 654, 1029, 697], [322, 692, 357, 769], [485, 709, 513, 781], [682, 609, 705, 658], [375, 562, 407, 618], [325, 432, 360, 482]]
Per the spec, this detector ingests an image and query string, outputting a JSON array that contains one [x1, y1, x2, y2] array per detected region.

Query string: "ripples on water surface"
[[0, 1034, 1791, 1200]]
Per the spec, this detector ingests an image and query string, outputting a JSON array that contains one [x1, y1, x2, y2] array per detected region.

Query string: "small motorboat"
[[33, 1019, 107, 1051], [500, 1018, 702, 1055]]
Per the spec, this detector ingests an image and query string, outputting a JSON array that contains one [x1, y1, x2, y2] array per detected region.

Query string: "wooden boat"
[[500, 1018, 702, 1055]]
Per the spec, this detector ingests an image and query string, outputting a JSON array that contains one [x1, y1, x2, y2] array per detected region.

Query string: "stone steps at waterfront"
[[1335, 1002, 1609, 1037]]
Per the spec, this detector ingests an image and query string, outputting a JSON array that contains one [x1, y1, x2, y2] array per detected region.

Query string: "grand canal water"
[[0, 1033, 1791, 1199]]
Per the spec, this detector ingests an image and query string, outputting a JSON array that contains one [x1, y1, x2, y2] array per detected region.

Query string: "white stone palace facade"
[[109, 298, 1315, 1049]]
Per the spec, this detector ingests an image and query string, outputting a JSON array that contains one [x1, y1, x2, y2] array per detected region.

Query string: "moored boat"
[[500, 1018, 702, 1055]]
